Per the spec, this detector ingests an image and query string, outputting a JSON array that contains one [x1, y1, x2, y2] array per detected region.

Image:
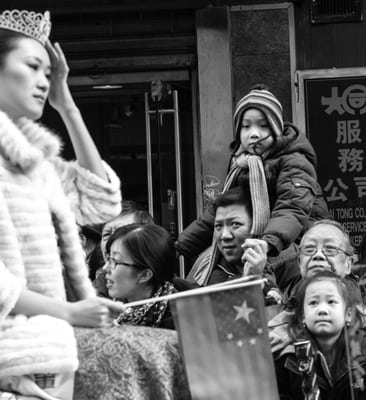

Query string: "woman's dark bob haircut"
[[105, 223, 175, 287]]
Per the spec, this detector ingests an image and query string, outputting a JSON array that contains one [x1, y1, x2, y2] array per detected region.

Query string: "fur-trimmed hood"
[[0, 110, 61, 173]]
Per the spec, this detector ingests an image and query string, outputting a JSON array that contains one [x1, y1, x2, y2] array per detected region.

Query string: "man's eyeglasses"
[[106, 256, 140, 270], [299, 245, 351, 257]]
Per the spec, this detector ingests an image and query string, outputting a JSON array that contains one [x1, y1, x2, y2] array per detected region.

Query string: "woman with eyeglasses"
[[74, 223, 194, 398], [104, 223, 178, 329]]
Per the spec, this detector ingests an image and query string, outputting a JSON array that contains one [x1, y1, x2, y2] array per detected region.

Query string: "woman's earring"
[[346, 320, 351, 327], [302, 321, 306, 328]]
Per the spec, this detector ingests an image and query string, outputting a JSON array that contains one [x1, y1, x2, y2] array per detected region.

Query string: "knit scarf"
[[194, 153, 270, 285], [225, 153, 270, 235], [114, 281, 175, 328]]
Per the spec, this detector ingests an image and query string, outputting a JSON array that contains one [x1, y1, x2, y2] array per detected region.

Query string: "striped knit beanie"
[[233, 89, 284, 140]]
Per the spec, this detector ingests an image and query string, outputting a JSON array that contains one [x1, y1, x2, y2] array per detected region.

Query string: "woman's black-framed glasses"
[[106, 255, 140, 270]]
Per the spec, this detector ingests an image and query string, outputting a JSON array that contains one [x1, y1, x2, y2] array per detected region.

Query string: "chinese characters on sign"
[[306, 79, 366, 252]]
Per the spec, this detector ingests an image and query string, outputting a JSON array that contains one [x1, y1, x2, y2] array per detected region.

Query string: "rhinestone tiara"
[[0, 9, 51, 46]]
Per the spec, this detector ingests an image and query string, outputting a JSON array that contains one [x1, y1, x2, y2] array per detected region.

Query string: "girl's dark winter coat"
[[275, 338, 366, 400]]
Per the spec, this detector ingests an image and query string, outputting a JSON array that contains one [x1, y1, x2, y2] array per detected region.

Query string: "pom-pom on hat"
[[233, 88, 284, 139]]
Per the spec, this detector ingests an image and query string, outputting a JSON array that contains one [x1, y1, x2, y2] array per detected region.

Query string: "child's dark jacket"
[[176, 122, 329, 257], [275, 340, 366, 400]]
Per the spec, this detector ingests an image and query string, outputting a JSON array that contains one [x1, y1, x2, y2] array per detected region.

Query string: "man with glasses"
[[299, 219, 354, 278], [270, 218, 363, 352], [280, 219, 357, 300]]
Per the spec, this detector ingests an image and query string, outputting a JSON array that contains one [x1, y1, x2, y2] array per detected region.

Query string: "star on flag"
[[233, 300, 255, 323]]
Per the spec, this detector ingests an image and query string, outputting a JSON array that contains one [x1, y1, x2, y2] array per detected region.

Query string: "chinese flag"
[[171, 281, 279, 400]]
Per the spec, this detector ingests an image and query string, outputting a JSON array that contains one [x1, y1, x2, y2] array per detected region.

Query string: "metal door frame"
[[145, 90, 185, 276]]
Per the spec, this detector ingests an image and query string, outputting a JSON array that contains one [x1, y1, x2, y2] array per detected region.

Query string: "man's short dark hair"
[[120, 199, 154, 224], [213, 186, 252, 215]]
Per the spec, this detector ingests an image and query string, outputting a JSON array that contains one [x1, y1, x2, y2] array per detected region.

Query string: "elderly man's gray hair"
[[304, 219, 354, 256]]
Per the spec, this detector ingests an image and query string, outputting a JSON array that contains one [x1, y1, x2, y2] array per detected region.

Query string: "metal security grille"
[[311, 0, 363, 23]]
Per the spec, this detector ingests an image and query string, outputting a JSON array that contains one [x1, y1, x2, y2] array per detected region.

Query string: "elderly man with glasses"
[[270, 218, 364, 353], [299, 219, 354, 278], [281, 219, 357, 298]]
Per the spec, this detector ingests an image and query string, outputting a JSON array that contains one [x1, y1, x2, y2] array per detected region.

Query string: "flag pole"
[[115, 275, 266, 309]]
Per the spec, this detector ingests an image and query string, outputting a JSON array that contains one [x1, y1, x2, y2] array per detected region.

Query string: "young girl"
[[275, 271, 366, 399], [177, 84, 328, 284]]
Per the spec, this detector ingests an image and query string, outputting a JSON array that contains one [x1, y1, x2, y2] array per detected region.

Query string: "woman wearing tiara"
[[0, 8, 129, 399], [0, 9, 191, 400]]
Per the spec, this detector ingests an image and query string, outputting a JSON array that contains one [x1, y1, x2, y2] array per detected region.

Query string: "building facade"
[[4, 0, 366, 254]]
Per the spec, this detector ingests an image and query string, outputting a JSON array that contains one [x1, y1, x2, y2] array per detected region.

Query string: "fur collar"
[[0, 110, 62, 173]]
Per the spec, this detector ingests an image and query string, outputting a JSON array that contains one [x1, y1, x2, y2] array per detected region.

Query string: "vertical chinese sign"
[[305, 77, 366, 254]]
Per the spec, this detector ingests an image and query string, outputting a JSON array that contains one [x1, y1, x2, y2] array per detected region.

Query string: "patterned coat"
[[0, 110, 121, 377]]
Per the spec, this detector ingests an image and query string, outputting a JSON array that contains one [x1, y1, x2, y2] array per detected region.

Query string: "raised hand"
[[45, 41, 107, 180], [241, 238, 268, 276], [45, 41, 73, 112]]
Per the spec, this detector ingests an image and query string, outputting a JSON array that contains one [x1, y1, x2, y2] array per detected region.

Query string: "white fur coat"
[[0, 110, 121, 377]]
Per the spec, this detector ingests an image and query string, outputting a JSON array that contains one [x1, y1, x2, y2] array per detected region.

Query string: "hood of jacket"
[[269, 122, 317, 167]]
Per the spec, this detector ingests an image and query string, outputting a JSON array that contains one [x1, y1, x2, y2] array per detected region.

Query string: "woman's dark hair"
[[105, 223, 175, 288], [88, 245, 105, 281], [0, 29, 27, 66]]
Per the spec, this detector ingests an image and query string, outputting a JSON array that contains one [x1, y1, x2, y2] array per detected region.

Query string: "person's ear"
[[138, 268, 154, 284], [345, 254, 354, 275], [298, 252, 306, 277]]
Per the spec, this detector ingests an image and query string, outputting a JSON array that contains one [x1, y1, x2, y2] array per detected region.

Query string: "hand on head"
[[45, 41, 73, 112], [241, 238, 268, 276]]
